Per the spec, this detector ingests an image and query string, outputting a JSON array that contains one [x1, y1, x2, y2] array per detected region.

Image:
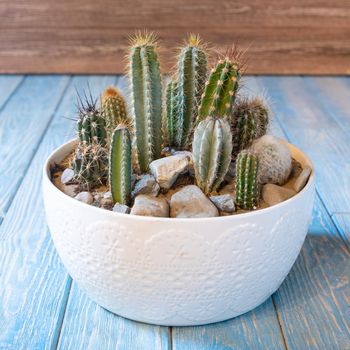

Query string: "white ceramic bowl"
[[43, 139, 315, 326]]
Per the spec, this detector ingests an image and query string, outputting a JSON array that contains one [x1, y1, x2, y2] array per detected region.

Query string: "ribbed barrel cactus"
[[235, 150, 260, 210], [192, 116, 233, 194], [232, 97, 269, 156], [101, 86, 131, 140], [109, 126, 132, 205], [175, 35, 207, 148], [129, 32, 162, 173], [198, 53, 241, 120]]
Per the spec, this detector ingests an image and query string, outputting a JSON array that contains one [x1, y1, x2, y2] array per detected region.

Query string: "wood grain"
[[0, 76, 115, 349], [0, 1, 349, 74], [0, 75, 69, 222]]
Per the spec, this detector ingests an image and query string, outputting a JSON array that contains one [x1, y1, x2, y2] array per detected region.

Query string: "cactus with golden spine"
[[129, 32, 162, 172]]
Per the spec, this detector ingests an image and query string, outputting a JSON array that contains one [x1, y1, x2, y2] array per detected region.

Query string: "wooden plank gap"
[[271, 298, 289, 350]]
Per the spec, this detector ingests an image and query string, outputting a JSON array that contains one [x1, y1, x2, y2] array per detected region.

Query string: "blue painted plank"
[[172, 300, 286, 350], [332, 213, 350, 250], [255, 76, 350, 214], [0, 76, 116, 350], [0, 75, 23, 108], [305, 77, 350, 136], [0, 75, 70, 222], [57, 284, 170, 350]]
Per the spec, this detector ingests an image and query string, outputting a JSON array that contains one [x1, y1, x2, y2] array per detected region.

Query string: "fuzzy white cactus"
[[250, 135, 292, 185]]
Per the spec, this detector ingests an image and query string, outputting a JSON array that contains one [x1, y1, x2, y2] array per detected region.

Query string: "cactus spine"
[[235, 150, 260, 210], [72, 94, 108, 187], [109, 126, 132, 205], [101, 86, 131, 140], [165, 79, 179, 147], [232, 97, 269, 156], [175, 35, 207, 148], [192, 117, 232, 195], [129, 32, 162, 173], [198, 54, 241, 121]]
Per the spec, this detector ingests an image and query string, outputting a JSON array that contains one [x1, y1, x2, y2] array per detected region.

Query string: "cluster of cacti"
[[101, 86, 131, 141], [235, 150, 260, 210], [129, 33, 163, 173], [250, 135, 292, 185], [72, 95, 108, 186], [109, 126, 132, 205], [192, 117, 232, 195], [65, 31, 297, 215], [231, 97, 269, 156]]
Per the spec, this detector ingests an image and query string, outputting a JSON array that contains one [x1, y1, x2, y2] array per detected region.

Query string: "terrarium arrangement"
[[52, 33, 311, 218]]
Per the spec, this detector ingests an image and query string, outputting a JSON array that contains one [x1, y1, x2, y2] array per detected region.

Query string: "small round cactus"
[[250, 135, 292, 185], [235, 150, 260, 210], [231, 97, 269, 156]]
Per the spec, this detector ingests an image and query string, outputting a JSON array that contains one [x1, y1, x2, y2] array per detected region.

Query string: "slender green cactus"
[[175, 35, 207, 148], [198, 53, 241, 121], [109, 126, 132, 205], [232, 97, 269, 156], [235, 150, 260, 210], [129, 32, 162, 172], [192, 117, 233, 194], [72, 93, 108, 187], [101, 86, 131, 141], [164, 79, 179, 147]]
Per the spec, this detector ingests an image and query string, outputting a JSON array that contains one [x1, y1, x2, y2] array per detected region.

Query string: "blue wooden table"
[[0, 75, 349, 350]]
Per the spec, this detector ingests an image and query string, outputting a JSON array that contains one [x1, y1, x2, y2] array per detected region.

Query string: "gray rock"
[[210, 194, 235, 213], [132, 174, 160, 197], [75, 191, 94, 204], [262, 184, 295, 206], [113, 203, 131, 214], [131, 195, 169, 217], [170, 185, 219, 218], [293, 166, 312, 192], [61, 168, 75, 185], [149, 153, 192, 190]]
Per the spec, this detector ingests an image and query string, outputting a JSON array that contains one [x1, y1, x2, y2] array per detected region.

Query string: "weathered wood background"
[[0, 0, 349, 74]]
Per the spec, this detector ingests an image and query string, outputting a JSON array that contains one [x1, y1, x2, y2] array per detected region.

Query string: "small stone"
[[132, 174, 160, 197], [262, 184, 295, 206], [74, 191, 94, 204], [170, 185, 219, 218], [210, 194, 235, 213], [103, 191, 112, 199], [61, 168, 75, 185], [113, 203, 131, 214], [131, 195, 169, 217], [149, 153, 192, 190], [290, 160, 303, 177], [293, 166, 312, 192], [61, 184, 78, 197]]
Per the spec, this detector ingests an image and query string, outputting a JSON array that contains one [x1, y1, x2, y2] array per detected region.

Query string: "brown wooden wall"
[[0, 0, 349, 74]]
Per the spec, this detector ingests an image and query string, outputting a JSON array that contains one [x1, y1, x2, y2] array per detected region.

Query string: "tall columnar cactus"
[[232, 97, 269, 156], [192, 117, 233, 194], [101, 86, 131, 140], [129, 32, 162, 173], [72, 94, 108, 187], [198, 54, 241, 121], [235, 150, 260, 210], [164, 79, 179, 147], [175, 35, 207, 148], [109, 126, 132, 205]]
